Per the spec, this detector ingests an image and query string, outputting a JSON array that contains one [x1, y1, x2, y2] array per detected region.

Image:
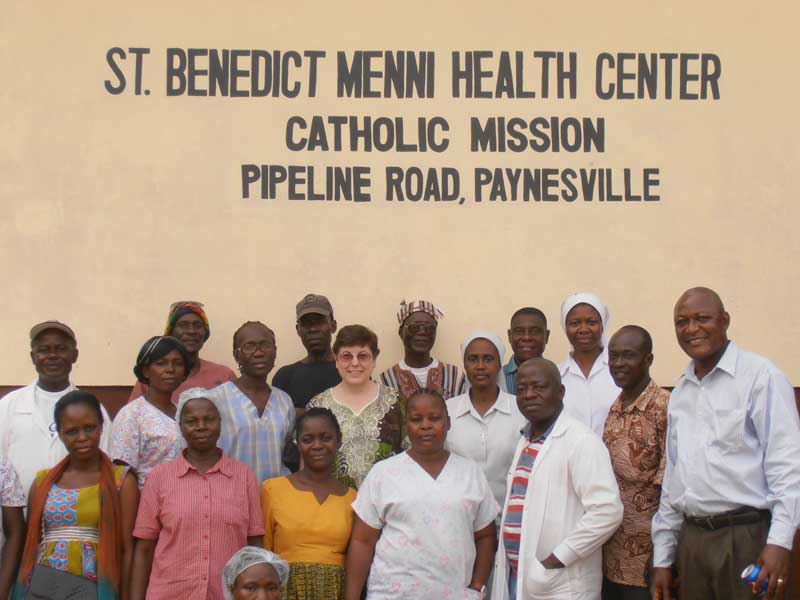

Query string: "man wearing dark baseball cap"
[[273, 294, 341, 414], [0, 321, 111, 498]]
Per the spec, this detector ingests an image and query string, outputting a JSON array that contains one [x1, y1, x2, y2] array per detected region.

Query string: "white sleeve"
[[552, 432, 624, 566], [752, 365, 800, 549], [99, 403, 113, 453], [352, 465, 385, 530], [651, 409, 683, 567], [472, 465, 500, 531]]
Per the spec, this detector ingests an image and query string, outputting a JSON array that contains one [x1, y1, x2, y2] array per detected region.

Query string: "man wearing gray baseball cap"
[[273, 294, 341, 415], [0, 321, 111, 499]]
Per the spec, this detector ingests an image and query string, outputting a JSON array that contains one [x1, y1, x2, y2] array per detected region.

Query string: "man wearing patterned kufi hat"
[[379, 300, 461, 402]]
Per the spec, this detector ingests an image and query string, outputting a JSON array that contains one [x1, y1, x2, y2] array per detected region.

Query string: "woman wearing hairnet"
[[222, 547, 289, 600]]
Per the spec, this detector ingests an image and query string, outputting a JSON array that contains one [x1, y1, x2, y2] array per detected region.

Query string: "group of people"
[[0, 288, 798, 600]]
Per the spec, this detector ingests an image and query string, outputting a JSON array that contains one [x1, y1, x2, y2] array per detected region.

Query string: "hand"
[[650, 566, 674, 600], [754, 544, 790, 599], [541, 553, 565, 569]]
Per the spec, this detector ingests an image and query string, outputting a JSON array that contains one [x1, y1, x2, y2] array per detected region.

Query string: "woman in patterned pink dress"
[[111, 336, 191, 489]]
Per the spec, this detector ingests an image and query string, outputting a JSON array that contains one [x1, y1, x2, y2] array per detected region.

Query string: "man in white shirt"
[[651, 288, 800, 600], [492, 358, 623, 600], [0, 321, 112, 497]]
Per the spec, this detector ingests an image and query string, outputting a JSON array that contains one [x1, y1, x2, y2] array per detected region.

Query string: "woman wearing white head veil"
[[445, 332, 526, 521], [558, 293, 620, 436], [222, 546, 289, 600]]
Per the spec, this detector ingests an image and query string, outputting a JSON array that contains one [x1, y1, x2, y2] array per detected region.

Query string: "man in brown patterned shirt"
[[601, 325, 670, 600]]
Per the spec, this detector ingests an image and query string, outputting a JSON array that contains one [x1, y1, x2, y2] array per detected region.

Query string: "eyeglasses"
[[238, 341, 276, 355], [404, 324, 437, 335], [337, 351, 374, 364]]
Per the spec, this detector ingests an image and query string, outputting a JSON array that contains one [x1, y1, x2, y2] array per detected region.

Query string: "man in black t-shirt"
[[273, 293, 341, 412], [273, 294, 342, 472]]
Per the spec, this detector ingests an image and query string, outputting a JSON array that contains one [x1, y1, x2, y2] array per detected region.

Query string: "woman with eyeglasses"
[[186, 321, 295, 485], [308, 325, 404, 489]]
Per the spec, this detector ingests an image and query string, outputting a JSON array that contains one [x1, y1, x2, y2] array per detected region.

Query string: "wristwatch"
[[468, 583, 486, 599]]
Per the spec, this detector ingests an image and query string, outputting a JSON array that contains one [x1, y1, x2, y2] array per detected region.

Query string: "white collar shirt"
[[559, 348, 620, 436], [652, 342, 800, 566], [445, 390, 526, 512]]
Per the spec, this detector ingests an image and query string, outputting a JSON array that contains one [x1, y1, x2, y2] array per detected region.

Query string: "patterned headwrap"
[[164, 301, 210, 341], [397, 299, 445, 325]]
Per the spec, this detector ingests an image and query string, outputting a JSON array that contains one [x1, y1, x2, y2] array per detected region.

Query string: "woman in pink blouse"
[[129, 393, 264, 600], [111, 336, 190, 489]]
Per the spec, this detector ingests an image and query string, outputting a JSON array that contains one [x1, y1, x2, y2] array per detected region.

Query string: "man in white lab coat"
[[0, 321, 111, 497], [492, 358, 623, 600]]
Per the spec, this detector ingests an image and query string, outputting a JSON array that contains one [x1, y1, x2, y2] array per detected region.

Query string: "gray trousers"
[[676, 515, 783, 600]]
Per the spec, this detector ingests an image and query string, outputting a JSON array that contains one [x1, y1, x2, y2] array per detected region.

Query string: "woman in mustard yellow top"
[[262, 407, 356, 600]]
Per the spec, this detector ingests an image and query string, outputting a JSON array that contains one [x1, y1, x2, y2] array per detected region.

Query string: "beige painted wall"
[[1, 1, 797, 385]]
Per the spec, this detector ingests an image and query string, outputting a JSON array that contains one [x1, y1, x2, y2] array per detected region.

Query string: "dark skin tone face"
[[142, 349, 186, 395], [463, 338, 501, 391], [231, 563, 282, 600], [508, 313, 550, 363], [171, 313, 207, 356], [565, 304, 603, 354], [405, 393, 450, 456], [179, 398, 221, 453], [297, 416, 341, 473], [234, 324, 277, 381], [673, 288, 730, 379], [30, 330, 78, 392], [399, 312, 437, 364], [296, 312, 337, 361], [608, 328, 653, 404], [58, 402, 103, 465], [515, 359, 565, 438], [292, 415, 347, 504]]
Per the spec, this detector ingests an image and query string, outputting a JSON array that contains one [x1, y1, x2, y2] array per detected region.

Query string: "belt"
[[685, 507, 771, 531], [42, 526, 99, 544]]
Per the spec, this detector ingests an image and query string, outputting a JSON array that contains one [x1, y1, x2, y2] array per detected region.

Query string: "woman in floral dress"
[[307, 325, 404, 489]]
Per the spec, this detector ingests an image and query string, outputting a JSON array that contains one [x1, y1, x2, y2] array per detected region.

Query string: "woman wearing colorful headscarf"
[[13, 391, 139, 600], [558, 292, 620, 436], [111, 336, 191, 489], [445, 332, 526, 522], [128, 301, 235, 404], [379, 300, 461, 402]]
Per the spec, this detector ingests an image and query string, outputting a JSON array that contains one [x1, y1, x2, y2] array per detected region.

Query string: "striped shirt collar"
[[521, 415, 557, 442], [176, 449, 234, 478]]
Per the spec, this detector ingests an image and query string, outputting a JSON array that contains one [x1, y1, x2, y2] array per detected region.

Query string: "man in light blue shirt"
[[651, 287, 800, 600]]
